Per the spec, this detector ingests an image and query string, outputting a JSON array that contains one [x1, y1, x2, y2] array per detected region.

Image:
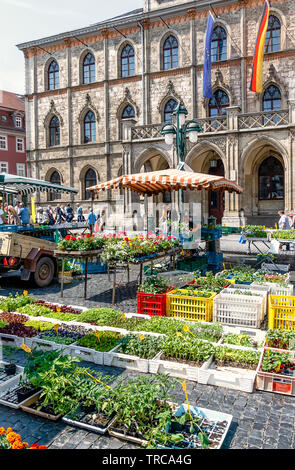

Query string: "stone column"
[[122, 119, 137, 221], [188, 8, 197, 118]]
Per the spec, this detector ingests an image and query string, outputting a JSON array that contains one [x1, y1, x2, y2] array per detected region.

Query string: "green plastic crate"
[[176, 256, 208, 272]]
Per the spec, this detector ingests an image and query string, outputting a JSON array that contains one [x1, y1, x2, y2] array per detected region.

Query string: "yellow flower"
[[23, 290, 28, 296], [56, 307, 61, 313]]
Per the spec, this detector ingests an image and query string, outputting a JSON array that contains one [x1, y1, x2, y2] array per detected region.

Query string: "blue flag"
[[203, 11, 215, 99]]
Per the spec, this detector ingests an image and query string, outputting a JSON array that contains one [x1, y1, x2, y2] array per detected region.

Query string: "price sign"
[[182, 380, 192, 420], [84, 370, 112, 390], [20, 344, 32, 354], [122, 313, 126, 319], [54, 325, 59, 336], [139, 334, 145, 341], [23, 290, 28, 297], [95, 331, 101, 343], [183, 325, 194, 336], [56, 307, 61, 313]]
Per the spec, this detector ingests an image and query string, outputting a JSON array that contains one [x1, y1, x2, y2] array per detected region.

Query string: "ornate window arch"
[[47, 60, 59, 90], [262, 85, 281, 112], [211, 26, 227, 62], [47, 169, 62, 201], [209, 89, 230, 117], [265, 15, 281, 53], [163, 35, 179, 70], [163, 99, 178, 123], [122, 105, 135, 120], [258, 155, 284, 201], [49, 116, 60, 147], [80, 166, 99, 200], [82, 52, 95, 84], [84, 110, 96, 143], [120, 43, 135, 78]]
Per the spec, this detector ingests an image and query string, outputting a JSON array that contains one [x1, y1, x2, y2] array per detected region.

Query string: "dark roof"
[[90, 8, 143, 26]]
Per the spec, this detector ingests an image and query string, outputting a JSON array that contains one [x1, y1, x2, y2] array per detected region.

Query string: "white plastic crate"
[[149, 351, 199, 381], [24, 336, 66, 353], [213, 290, 266, 328], [251, 281, 294, 296], [103, 344, 150, 372], [198, 345, 263, 393], [0, 362, 24, 396], [0, 333, 27, 349], [70, 344, 104, 364], [222, 326, 266, 345]]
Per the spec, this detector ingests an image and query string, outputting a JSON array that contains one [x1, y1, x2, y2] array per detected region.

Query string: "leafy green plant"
[[0, 293, 35, 312], [17, 304, 53, 317], [24, 320, 56, 332], [138, 276, 171, 295], [162, 336, 214, 364], [261, 349, 293, 373], [266, 329, 295, 350], [223, 333, 256, 348], [76, 331, 122, 352], [214, 346, 260, 369], [0, 320, 8, 329], [119, 334, 164, 359]]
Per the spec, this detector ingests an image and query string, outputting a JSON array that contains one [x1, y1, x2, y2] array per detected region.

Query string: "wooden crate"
[[0, 233, 56, 259]]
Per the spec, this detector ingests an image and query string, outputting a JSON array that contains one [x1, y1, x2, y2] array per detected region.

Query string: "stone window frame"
[[44, 58, 60, 92], [210, 20, 231, 63], [79, 48, 96, 85], [159, 30, 181, 71], [44, 167, 63, 202], [78, 99, 100, 145], [44, 103, 64, 149], [116, 91, 139, 140], [79, 164, 100, 201], [117, 40, 137, 79], [258, 7, 286, 53]]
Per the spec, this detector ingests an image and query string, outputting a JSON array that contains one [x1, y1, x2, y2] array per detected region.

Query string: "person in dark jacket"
[[65, 204, 74, 223]]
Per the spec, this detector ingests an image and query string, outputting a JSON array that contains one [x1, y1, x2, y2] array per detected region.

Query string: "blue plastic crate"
[[0, 224, 19, 232], [80, 261, 107, 274], [206, 252, 223, 265]]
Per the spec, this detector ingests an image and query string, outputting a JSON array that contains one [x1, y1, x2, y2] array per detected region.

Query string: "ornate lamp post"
[[160, 102, 203, 219]]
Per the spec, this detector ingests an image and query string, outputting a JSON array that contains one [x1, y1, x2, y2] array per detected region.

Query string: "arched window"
[[265, 15, 281, 53], [211, 26, 227, 62], [164, 99, 177, 123], [259, 156, 284, 200], [122, 105, 135, 120], [209, 90, 229, 117], [163, 35, 178, 70], [84, 168, 97, 200], [49, 116, 60, 146], [84, 111, 96, 143], [48, 60, 59, 90], [121, 44, 135, 78], [49, 170, 61, 201], [83, 53, 95, 84], [263, 85, 281, 112]]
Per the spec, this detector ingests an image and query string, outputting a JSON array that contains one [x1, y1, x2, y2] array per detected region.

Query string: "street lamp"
[[160, 102, 203, 222], [160, 102, 203, 164]]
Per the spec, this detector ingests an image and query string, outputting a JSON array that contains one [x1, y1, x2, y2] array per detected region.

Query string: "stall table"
[[54, 249, 102, 300], [108, 248, 181, 305]]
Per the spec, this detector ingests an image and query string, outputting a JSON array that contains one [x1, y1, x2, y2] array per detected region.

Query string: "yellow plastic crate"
[[166, 289, 216, 322], [268, 295, 295, 330]]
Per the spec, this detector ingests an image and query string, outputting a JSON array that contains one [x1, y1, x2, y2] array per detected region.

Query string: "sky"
[[0, 0, 140, 94]]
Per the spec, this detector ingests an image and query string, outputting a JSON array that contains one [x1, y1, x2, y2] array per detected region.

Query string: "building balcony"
[[129, 108, 292, 142]]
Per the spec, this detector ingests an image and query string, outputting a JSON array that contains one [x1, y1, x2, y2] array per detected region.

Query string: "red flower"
[[65, 235, 71, 240], [71, 237, 76, 241], [86, 234, 91, 238]]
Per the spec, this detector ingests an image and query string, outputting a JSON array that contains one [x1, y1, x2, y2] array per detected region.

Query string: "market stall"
[[87, 169, 243, 303]]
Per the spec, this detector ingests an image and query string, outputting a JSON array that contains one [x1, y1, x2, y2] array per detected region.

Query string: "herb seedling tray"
[[198, 345, 263, 393], [256, 347, 295, 396], [62, 406, 116, 435], [0, 381, 40, 409], [160, 404, 233, 450], [103, 344, 150, 372], [20, 392, 62, 421], [108, 418, 148, 447], [251, 281, 293, 297], [0, 362, 24, 396], [70, 343, 104, 365], [149, 351, 200, 381]]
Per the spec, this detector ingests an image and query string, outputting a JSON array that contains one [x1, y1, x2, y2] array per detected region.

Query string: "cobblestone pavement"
[[0, 234, 294, 449]]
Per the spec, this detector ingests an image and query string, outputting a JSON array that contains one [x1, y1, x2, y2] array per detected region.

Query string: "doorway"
[[208, 159, 225, 224]]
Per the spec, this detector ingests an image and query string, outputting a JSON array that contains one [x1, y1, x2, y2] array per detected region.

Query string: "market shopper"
[[0, 202, 8, 225], [55, 205, 66, 224], [76, 203, 85, 222], [7, 206, 19, 225], [65, 204, 74, 223], [19, 203, 30, 226], [278, 210, 291, 251], [46, 205, 55, 225], [87, 208, 96, 234]]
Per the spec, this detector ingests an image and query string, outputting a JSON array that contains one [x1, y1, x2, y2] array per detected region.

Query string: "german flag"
[[250, 0, 270, 93]]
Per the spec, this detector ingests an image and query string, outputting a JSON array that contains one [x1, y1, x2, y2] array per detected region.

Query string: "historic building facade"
[[17, 0, 295, 226]]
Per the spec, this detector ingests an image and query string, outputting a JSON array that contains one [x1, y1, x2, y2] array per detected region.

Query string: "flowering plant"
[[57, 233, 107, 252], [0, 427, 47, 449], [100, 235, 179, 264]]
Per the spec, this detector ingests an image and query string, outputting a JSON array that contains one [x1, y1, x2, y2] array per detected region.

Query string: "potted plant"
[[3, 346, 17, 376]]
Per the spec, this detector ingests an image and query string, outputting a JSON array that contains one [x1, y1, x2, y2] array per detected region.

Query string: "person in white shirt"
[[278, 210, 291, 230], [0, 202, 8, 225]]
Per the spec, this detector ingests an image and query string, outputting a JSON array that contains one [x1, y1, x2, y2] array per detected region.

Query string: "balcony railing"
[[238, 109, 289, 130], [130, 110, 290, 141]]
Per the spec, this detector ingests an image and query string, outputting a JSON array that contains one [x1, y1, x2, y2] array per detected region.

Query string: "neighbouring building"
[[16, 0, 295, 226], [0, 91, 26, 177]]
